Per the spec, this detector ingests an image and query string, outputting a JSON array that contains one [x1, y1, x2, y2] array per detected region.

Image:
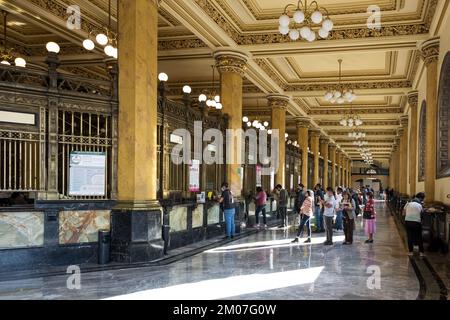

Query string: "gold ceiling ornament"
[[0, 11, 26, 67], [278, 0, 333, 42], [82, 0, 117, 59], [324, 59, 356, 104], [198, 65, 222, 110], [214, 52, 248, 77]]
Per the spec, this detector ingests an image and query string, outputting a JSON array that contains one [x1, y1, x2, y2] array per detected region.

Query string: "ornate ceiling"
[[1, 0, 448, 161]]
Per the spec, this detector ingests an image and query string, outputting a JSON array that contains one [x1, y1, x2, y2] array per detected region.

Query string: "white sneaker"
[[263, 224, 267, 229], [255, 224, 260, 228], [420, 253, 426, 258]]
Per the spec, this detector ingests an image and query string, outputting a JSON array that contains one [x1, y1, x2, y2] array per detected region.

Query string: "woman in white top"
[[403, 193, 425, 257]]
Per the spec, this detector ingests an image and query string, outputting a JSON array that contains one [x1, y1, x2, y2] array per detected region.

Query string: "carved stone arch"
[[419, 100, 426, 182], [437, 51, 450, 178]]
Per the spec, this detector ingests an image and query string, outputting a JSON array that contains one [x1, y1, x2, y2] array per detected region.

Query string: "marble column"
[[296, 117, 311, 189], [399, 116, 409, 195], [320, 137, 330, 188], [268, 95, 290, 187], [408, 91, 419, 196], [215, 51, 248, 197], [393, 137, 400, 192], [348, 159, 352, 188], [329, 143, 337, 188], [343, 158, 348, 187], [336, 150, 342, 187], [420, 37, 440, 202], [112, 0, 163, 263], [310, 129, 321, 186]]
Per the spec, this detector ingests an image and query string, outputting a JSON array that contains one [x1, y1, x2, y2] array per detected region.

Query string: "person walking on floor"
[[219, 182, 235, 239], [323, 187, 337, 245], [314, 184, 325, 233], [334, 187, 344, 232], [292, 189, 314, 244], [341, 191, 356, 245], [403, 193, 426, 257], [275, 184, 289, 228], [254, 186, 267, 229], [363, 192, 376, 243], [295, 183, 306, 214]]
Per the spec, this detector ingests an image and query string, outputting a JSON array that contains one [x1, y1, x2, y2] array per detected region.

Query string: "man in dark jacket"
[[295, 183, 306, 214], [275, 184, 289, 228]]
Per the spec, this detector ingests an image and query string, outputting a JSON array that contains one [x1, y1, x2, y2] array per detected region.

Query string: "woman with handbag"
[[292, 190, 314, 244], [341, 191, 356, 245], [363, 192, 376, 243]]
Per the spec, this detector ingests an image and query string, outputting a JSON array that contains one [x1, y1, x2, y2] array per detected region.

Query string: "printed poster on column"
[[189, 159, 200, 192], [256, 165, 262, 187], [69, 151, 106, 196]]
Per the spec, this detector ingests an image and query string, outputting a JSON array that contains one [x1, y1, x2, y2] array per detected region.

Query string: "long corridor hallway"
[[0, 203, 421, 300]]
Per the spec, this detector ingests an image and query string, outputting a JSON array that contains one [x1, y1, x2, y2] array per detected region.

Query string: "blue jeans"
[[255, 205, 266, 225], [314, 206, 323, 231], [335, 210, 343, 230], [297, 215, 311, 238], [224, 208, 236, 237]]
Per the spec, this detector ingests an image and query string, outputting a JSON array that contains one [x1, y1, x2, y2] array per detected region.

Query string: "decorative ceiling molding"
[[310, 107, 403, 115]]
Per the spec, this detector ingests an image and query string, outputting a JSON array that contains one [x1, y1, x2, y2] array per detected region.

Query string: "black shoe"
[[291, 238, 299, 243], [304, 238, 311, 243], [343, 242, 350, 245], [224, 236, 230, 240], [365, 239, 373, 244], [231, 235, 234, 239], [324, 241, 333, 246]]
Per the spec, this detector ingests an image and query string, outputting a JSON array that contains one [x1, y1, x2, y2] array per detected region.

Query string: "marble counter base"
[[59, 210, 110, 244], [0, 203, 420, 300], [0, 212, 44, 249]]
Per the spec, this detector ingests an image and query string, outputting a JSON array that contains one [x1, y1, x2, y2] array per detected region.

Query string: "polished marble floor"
[[0, 202, 420, 300]]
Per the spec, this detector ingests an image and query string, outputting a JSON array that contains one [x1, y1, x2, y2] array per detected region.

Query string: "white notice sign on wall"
[[69, 152, 106, 196]]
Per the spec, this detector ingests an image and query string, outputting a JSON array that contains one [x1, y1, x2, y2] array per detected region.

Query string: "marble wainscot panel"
[[0, 212, 44, 249], [169, 206, 187, 232], [207, 203, 221, 225], [192, 204, 204, 228], [59, 210, 110, 245]]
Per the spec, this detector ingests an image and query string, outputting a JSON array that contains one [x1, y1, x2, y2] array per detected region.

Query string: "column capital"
[[320, 136, 330, 145], [400, 115, 409, 127], [267, 94, 290, 110], [420, 37, 440, 66], [329, 143, 337, 150], [309, 128, 322, 138], [214, 50, 248, 77], [397, 127, 405, 137], [407, 91, 419, 108], [295, 116, 311, 128]]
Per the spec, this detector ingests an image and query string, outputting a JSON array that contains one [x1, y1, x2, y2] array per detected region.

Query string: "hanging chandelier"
[[339, 113, 363, 127], [324, 59, 356, 104], [278, 0, 333, 42], [353, 140, 368, 147], [82, 0, 117, 59], [242, 116, 270, 131], [198, 66, 222, 110], [0, 11, 26, 67], [348, 130, 366, 139]]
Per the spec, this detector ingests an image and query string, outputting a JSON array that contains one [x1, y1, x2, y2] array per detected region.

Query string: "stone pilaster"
[[408, 91, 419, 196], [296, 117, 311, 189], [215, 50, 248, 197], [269, 95, 290, 187], [310, 129, 321, 186], [420, 37, 440, 202], [329, 143, 337, 188], [320, 136, 330, 188], [399, 116, 409, 194]]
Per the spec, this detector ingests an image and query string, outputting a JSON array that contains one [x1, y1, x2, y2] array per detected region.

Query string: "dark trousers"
[[324, 216, 334, 243], [279, 207, 287, 227], [297, 214, 311, 238], [343, 218, 354, 243], [405, 221, 424, 253], [255, 205, 266, 225]]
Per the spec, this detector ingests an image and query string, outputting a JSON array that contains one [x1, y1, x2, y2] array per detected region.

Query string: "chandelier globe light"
[[242, 116, 270, 131], [348, 130, 366, 139], [278, 0, 333, 42], [1, 11, 26, 67], [82, 0, 118, 59], [324, 59, 356, 104], [198, 66, 222, 110]]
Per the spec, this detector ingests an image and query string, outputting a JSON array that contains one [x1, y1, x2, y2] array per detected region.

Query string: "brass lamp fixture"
[[278, 0, 333, 42], [198, 65, 222, 110], [82, 0, 117, 59], [0, 11, 26, 67], [324, 59, 357, 104]]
